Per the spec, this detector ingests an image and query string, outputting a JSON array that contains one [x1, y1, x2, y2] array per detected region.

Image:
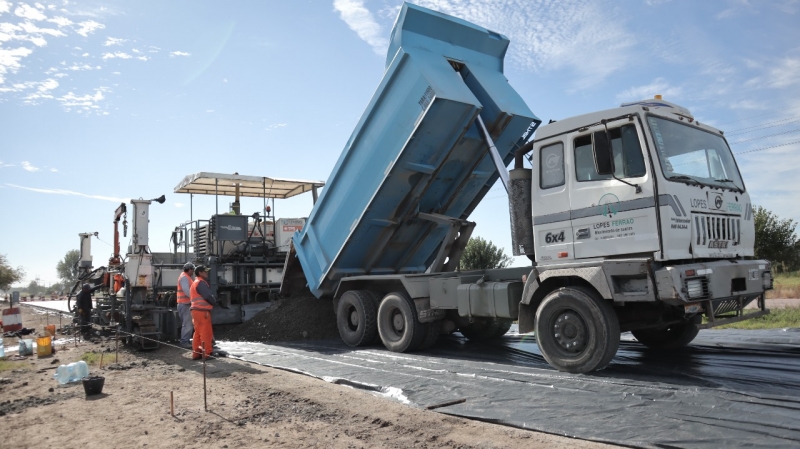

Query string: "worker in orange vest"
[[176, 263, 195, 349], [189, 265, 226, 359], [112, 273, 125, 294]]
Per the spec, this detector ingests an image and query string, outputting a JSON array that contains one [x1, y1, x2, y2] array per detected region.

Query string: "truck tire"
[[459, 318, 513, 341], [631, 315, 701, 350], [377, 291, 425, 352], [534, 287, 620, 373], [418, 319, 442, 350], [336, 290, 378, 347]]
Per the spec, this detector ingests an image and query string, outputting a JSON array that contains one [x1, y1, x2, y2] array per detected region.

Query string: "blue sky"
[[1, 0, 799, 287]]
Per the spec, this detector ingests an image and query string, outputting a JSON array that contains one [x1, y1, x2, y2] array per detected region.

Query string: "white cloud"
[[6, 183, 129, 203], [111, 71, 120, 75], [206, 109, 214, 113], [0, 46, 34, 84], [337, 0, 635, 90], [169, 50, 190, 57], [0, 160, 15, 168], [15, 3, 47, 21], [765, 57, 800, 88], [67, 63, 95, 70], [57, 87, 108, 111], [223, 78, 227, 83], [136, 55, 148, 61], [21, 161, 40, 171], [333, 0, 388, 55], [81, 52, 87, 56], [47, 16, 71, 26], [101, 51, 131, 59], [49, 167, 57, 172], [102, 36, 124, 46], [74, 19, 103, 37], [0, 1, 10, 15], [615, 77, 682, 103], [265, 123, 287, 131]]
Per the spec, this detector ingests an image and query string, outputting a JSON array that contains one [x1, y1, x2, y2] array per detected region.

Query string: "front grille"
[[694, 214, 740, 246]]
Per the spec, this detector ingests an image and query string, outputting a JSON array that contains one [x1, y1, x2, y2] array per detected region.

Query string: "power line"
[[726, 116, 800, 135], [734, 140, 800, 156], [718, 105, 800, 126], [729, 127, 800, 145]]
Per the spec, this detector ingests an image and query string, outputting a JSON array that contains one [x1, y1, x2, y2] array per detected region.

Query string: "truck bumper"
[[654, 259, 772, 308]]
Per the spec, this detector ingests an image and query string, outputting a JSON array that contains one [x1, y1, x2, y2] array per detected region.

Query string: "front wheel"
[[631, 315, 701, 349], [534, 287, 619, 374]]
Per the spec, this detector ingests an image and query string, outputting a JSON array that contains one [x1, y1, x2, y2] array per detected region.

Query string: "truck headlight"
[[763, 272, 773, 290], [686, 278, 705, 298]]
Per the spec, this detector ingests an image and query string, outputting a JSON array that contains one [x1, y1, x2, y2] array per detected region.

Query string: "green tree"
[[0, 254, 25, 291], [56, 249, 81, 285], [754, 206, 800, 272], [460, 236, 512, 270], [27, 280, 43, 296]]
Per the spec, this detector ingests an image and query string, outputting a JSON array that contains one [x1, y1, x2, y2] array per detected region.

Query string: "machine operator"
[[189, 265, 227, 359]]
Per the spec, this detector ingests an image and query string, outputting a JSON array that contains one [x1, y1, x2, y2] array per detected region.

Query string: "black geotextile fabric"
[[219, 328, 800, 448]]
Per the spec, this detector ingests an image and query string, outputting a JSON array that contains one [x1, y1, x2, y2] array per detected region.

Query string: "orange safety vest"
[[190, 278, 213, 311], [176, 272, 192, 304], [113, 274, 125, 293]]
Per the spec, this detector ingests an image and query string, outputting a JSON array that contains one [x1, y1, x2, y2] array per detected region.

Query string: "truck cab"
[[514, 97, 772, 372]]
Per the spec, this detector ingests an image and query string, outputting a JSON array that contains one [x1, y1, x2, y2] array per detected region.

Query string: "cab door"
[[532, 140, 575, 263], [569, 121, 659, 259]]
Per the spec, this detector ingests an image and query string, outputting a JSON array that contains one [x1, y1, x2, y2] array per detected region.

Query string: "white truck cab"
[[509, 96, 772, 372]]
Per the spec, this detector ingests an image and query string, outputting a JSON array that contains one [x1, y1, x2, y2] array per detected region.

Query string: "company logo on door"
[[710, 193, 723, 210], [598, 193, 620, 217], [221, 225, 242, 231]]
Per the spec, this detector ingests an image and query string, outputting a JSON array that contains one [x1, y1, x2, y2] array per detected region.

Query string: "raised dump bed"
[[293, 3, 538, 298]]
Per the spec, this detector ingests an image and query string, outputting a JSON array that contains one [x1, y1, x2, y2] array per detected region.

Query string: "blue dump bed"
[[294, 3, 538, 298]]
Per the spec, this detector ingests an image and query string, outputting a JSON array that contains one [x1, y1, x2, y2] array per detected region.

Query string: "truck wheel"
[[418, 320, 442, 350], [377, 292, 425, 352], [534, 287, 619, 373], [631, 315, 701, 349], [336, 290, 378, 347]]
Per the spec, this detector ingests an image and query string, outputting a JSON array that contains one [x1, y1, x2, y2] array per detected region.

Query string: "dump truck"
[[283, 3, 773, 373]]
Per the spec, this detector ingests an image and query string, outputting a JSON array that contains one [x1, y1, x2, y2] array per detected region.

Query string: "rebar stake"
[[99, 352, 103, 369], [202, 344, 208, 412], [115, 327, 119, 364], [170, 391, 175, 417]]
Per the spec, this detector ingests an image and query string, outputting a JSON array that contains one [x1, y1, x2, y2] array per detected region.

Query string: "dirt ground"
[[1, 304, 615, 449]]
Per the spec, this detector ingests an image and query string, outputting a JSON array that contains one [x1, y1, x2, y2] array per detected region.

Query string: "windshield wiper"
[[667, 175, 702, 186], [715, 178, 744, 192]]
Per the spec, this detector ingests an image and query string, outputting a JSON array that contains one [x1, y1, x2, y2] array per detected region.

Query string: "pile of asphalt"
[[221, 293, 340, 342]]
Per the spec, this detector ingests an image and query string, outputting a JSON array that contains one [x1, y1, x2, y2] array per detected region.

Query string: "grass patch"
[[706, 306, 800, 330], [767, 271, 800, 299], [80, 351, 121, 367], [0, 359, 33, 373]]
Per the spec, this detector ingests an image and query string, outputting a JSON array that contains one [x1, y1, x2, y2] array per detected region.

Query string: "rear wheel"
[[534, 287, 619, 373], [377, 292, 425, 352], [631, 315, 701, 349], [418, 319, 442, 350], [336, 290, 378, 347]]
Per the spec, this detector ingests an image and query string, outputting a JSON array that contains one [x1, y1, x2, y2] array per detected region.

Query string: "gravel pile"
[[221, 294, 340, 342]]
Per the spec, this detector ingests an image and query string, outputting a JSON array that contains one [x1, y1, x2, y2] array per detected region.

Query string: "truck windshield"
[[647, 116, 744, 191]]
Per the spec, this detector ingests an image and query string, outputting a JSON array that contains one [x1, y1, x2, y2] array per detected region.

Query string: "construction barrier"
[[2, 307, 22, 332]]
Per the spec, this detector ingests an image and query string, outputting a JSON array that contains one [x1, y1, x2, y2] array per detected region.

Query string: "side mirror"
[[592, 130, 614, 175]]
